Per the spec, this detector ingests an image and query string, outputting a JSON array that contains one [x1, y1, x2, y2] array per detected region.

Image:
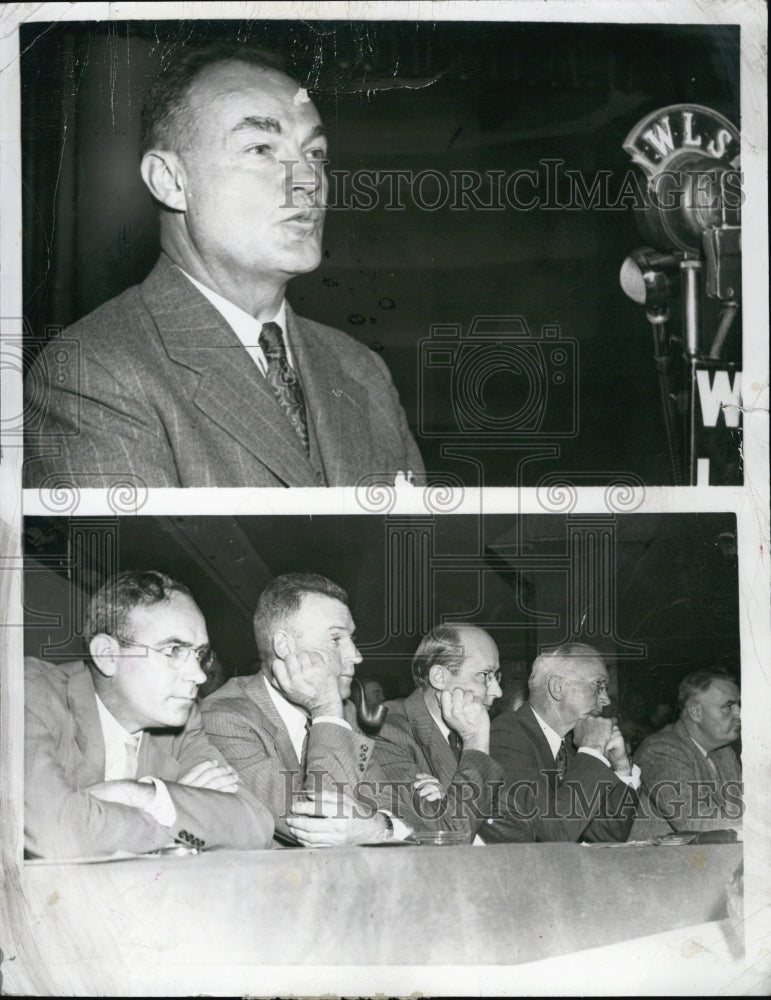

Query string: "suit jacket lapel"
[[287, 306, 374, 485], [67, 664, 106, 786], [404, 689, 458, 787], [250, 670, 302, 768], [142, 256, 319, 486]]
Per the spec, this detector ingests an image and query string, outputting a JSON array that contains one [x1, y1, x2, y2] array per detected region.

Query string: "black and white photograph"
[[14, 510, 747, 992], [0, 1, 768, 997], [16, 11, 746, 490]]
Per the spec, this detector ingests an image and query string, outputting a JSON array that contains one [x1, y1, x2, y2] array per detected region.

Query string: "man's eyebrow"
[[230, 115, 282, 135], [305, 124, 327, 142], [153, 635, 208, 648]]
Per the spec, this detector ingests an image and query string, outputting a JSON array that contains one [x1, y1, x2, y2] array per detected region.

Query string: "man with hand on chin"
[[482, 642, 639, 843], [368, 625, 506, 842], [203, 572, 403, 846], [24, 570, 273, 859]]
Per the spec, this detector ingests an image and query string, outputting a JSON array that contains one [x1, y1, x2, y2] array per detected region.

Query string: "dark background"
[[25, 512, 740, 749], [20, 19, 741, 486]]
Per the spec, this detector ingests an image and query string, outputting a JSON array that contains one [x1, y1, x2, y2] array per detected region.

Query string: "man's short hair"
[[85, 570, 193, 644], [140, 42, 288, 157], [411, 625, 468, 687], [253, 572, 349, 662], [677, 668, 739, 715], [528, 642, 604, 697]]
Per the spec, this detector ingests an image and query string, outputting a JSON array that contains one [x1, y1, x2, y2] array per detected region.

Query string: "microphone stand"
[[648, 308, 686, 486]]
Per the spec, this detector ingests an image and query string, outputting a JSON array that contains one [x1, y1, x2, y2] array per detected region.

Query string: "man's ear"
[[547, 674, 564, 701], [686, 700, 703, 724], [140, 150, 188, 212], [428, 664, 449, 691], [272, 629, 293, 661], [88, 634, 120, 678]]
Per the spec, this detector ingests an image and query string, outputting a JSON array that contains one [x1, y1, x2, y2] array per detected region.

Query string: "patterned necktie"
[[448, 730, 463, 762], [259, 321, 309, 454], [300, 716, 312, 768], [555, 740, 568, 782]]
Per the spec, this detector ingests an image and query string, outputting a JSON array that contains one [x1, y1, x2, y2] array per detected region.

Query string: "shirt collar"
[[95, 694, 142, 751], [263, 674, 309, 760], [531, 706, 564, 759], [176, 267, 290, 371]]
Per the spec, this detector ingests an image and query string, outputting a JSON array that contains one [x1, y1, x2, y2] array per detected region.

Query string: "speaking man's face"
[[177, 61, 327, 289], [110, 591, 209, 732], [287, 593, 362, 700]]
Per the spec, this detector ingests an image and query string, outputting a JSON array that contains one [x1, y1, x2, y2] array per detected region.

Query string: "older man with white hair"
[[481, 642, 639, 843]]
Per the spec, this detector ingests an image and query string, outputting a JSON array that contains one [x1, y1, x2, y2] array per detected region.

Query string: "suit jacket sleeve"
[[633, 733, 741, 832], [367, 713, 503, 840], [153, 704, 274, 850], [24, 335, 182, 488], [202, 700, 369, 845], [483, 719, 637, 844], [24, 670, 272, 859], [24, 675, 172, 859], [368, 350, 426, 481]]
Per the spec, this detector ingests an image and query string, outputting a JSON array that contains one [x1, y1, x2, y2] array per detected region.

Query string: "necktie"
[[448, 730, 463, 762], [259, 321, 309, 453], [555, 740, 568, 782], [300, 716, 312, 768]]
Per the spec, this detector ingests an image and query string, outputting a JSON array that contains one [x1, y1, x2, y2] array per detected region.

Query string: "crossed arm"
[[24, 698, 273, 859]]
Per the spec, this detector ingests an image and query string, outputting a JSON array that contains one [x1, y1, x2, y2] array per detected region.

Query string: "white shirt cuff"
[[312, 716, 352, 731], [138, 776, 177, 827], [614, 763, 641, 789], [378, 810, 413, 841]]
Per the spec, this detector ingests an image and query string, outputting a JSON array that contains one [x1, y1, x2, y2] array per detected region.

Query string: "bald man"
[[368, 624, 505, 842], [482, 642, 639, 843]]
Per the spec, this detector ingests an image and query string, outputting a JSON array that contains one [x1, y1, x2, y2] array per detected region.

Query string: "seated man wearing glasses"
[[24, 570, 274, 858], [481, 643, 639, 844], [368, 625, 505, 842]]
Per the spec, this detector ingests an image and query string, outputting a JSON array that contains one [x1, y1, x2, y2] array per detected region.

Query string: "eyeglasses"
[[564, 676, 610, 696], [114, 635, 214, 672], [453, 668, 503, 687]]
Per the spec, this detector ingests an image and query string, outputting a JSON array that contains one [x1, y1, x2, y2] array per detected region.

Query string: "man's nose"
[[283, 154, 325, 201], [490, 675, 503, 699], [599, 689, 611, 708], [351, 643, 363, 665], [184, 655, 207, 686]]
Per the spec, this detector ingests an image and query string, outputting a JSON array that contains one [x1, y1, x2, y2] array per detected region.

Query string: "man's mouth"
[[283, 211, 323, 228]]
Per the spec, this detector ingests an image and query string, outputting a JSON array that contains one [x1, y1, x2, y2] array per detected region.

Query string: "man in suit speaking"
[[24, 43, 424, 489]]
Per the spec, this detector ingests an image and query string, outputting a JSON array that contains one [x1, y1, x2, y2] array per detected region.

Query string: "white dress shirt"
[[95, 695, 176, 827], [178, 268, 293, 375], [263, 675, 350, 761]]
